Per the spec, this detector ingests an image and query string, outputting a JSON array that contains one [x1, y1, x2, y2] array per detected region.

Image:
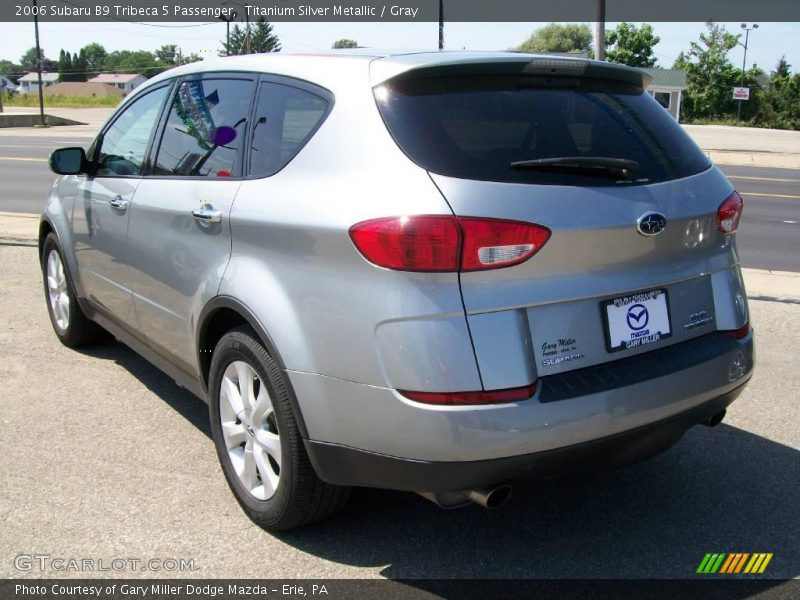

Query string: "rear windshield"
[[374, 74, 710, 186]]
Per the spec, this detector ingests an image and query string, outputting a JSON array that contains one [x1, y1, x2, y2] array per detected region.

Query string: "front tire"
[[209, 325, 349, 531], [41, 233, 105, 347]]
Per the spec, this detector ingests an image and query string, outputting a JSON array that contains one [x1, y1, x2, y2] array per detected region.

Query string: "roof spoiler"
[[372, 56, 651, 92]]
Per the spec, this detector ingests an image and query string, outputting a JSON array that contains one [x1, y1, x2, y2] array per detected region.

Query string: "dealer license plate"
[[603, 289, 672, 352]]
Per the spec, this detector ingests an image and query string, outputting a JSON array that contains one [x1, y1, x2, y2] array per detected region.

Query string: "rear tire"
[[209, 325, 349, 531], [41, 233, 105, 347]]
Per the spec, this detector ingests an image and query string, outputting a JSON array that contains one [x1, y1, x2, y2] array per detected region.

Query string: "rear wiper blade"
[[510, 156, 639, 179]]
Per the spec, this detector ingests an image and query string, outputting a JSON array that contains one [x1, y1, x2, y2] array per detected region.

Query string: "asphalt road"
[[0, 243, 798, 580], [0, 135, 798, 271]]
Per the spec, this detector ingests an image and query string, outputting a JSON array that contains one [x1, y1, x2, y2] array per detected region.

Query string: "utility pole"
[[245, 4, 251, 54], [594, 0, 605, 61], [220, 12, 236, 56], [737, 23, 758, 122], [33, 0, 46, 126], [438, 0, 444, 50]]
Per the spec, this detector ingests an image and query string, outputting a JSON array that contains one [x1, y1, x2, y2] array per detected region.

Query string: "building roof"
[[88, 73, 144, 83], [43, 82, 126, 97], [642, 68, 687, 90], [19, 72, 59, 83]]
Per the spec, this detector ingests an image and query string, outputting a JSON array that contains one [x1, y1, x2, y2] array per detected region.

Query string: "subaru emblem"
[[637, 212, 667, 236]]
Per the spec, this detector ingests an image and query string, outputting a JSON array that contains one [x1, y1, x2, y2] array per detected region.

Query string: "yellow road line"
[[729, 175, 800, 183], [0, 156, 47, 162], [741, 191, 800, 199]]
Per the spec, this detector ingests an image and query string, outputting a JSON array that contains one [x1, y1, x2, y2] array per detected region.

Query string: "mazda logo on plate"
[[637, 212, 668, 236], [626, 304, 649, 330]]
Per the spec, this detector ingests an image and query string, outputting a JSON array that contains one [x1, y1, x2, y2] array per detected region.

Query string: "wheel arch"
[[38, 219, 54, 263], [197, 296, 310, 439]]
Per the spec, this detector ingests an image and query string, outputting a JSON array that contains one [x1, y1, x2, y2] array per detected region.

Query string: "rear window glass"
[[375, 75, 710, 186]]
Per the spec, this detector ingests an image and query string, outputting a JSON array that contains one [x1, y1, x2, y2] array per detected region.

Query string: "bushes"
[[3, 93, 121, 108]]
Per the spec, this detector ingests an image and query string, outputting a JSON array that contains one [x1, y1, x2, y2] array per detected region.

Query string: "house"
[[18, 72, 59, 94], [643, 68, 687, 121], [88, 73, 146, 93], [43, 82, 125, 99]]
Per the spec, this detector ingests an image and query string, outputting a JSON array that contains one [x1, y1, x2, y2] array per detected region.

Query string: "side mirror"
[[49, 147, 88, 175]]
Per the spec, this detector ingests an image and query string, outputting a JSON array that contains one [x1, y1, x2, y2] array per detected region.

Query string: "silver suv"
[[41, 52, 754, 530]]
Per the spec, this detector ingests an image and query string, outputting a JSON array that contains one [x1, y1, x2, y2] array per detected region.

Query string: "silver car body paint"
[[41, 51, 753, 482]]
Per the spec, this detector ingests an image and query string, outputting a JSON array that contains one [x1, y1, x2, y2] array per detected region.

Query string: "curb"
[[705, 150, 800, 170]]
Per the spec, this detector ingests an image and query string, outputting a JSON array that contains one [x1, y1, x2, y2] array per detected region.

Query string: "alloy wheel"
[[219, 360, 281, 500], [46, 249, 70, 332]]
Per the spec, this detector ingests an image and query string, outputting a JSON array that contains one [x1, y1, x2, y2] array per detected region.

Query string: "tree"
[[104, 50, 160, 77], [81, 43, 107, 73], [220, 24, 244, 56], [514, 23, 593, 55], [154, 44, 179, 67], [332, 39, 358, 49], [220, 19, 281, 55], [57, 49, 72, 81], [250, 19, 281, 53], [673, 22, 745, 120], [605, 22, 660, 67], [73, 48, 88, 82], [0, 60, 24, 82], [19, 47, 56, 72], [752, 57, 800, 129]]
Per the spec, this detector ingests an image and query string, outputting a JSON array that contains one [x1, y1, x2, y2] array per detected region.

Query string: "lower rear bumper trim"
[[305, 382, 747, 492]]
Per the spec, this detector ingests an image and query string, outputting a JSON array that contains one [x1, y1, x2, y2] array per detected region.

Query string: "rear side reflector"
[[349, 215, 550, 272], [717, 191, 743, 234], [723, 322, 750, 339], [399, 383, 537, 405]]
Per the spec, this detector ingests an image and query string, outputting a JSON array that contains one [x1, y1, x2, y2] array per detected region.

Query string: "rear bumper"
[[305, 382, 745, 492], [291, 331, 754, 490]]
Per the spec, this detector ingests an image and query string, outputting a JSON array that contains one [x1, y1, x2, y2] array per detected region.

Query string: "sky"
[[1, 21, 799, 75]]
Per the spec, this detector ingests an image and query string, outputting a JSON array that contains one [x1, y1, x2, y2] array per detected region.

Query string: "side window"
[[96, 86, 168, 177], [154, 78, 254, 177], [249, 83, 330, 178]]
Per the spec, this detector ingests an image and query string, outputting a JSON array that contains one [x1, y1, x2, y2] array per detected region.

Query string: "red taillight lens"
[[717, 191, 744, 234], [723, 322, 750, 339], [399, 383, 537, 405], [349, 216, 550, 272], [348, 216, 461, 272]]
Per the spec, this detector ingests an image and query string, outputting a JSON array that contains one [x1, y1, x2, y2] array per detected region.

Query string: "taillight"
[[459, 217, 551, 271], [349, 215, 550, 272], [717, 191, 743, 234], [399, 383, 537, 405], [723, 322, 750, 339], [347, 215, 460, 272]]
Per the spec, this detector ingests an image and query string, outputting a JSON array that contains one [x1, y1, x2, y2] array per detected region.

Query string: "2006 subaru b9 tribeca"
[[40, 52, 754, 530]]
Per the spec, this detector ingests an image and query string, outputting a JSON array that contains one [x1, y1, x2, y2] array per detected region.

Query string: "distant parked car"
[[40, 52, 754, 531]]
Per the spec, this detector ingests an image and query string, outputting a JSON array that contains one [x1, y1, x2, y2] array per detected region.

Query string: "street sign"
[[733, 87, 750, 101]]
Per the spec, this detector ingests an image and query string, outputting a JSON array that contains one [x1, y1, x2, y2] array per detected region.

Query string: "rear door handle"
[[192, 205, 222, 224], [109, 196, 128, 211]]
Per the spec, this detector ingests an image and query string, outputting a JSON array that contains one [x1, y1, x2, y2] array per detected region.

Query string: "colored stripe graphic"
[[744, 553, 774, 574], [699, 552, 773, 574], [697, 553, 727, 573]]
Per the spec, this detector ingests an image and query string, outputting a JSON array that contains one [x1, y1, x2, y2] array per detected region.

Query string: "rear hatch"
[[373, 57, 738, 384]]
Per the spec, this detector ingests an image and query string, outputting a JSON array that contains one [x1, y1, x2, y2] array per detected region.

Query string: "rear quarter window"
[[249, 82, 330, 178], [375, 74, 710, 186]]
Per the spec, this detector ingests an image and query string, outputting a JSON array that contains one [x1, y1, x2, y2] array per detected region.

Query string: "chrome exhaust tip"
[[465, 484, 513, 509], [417, 484, 513, 510]]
